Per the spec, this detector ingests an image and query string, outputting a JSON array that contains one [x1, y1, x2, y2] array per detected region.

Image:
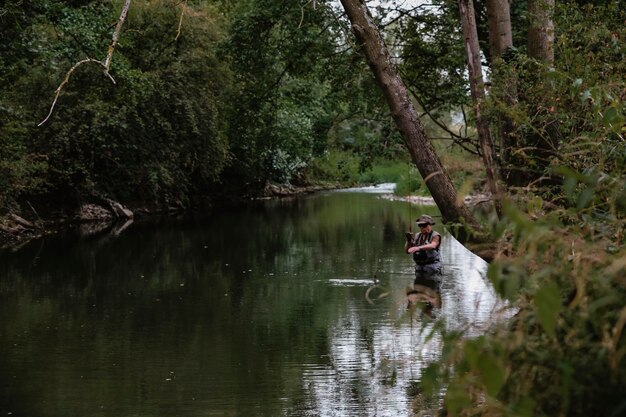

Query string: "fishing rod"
[[407, 161, 413, 235]]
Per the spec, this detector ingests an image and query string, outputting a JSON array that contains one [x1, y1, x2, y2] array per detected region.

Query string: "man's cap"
[[415, 214, 435, 225]]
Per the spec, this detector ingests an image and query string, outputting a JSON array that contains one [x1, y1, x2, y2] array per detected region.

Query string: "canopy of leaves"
[[393, 0, 470, 113], [217, 0, 402, 192], [1, 0, 231, 209]]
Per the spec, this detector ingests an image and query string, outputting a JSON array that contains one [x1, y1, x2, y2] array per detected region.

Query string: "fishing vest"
[[412, 231, 441, 265]]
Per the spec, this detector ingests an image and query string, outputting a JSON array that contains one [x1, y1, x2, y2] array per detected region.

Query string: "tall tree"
[[486, 0, 513, 58], [458, 0, 503, 216], [528, 0, 555, 64], [220, 0, 388, 192], [526, 0, 558, 186], [338, 0, 484, 241], [485, 0, 520, 186], [0, 0, 231, 208]]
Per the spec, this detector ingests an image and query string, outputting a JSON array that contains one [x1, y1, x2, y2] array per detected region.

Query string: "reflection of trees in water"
[[297, 304, 442, 417], [0, 192, 509, 417]]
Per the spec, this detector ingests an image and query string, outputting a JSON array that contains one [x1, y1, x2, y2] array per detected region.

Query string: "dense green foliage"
[[424, 188, 625, 416], [1, 0, 232, 210], [414, 2, 626, 416], [393, 0, 470, 114], [1, 0, 402, 213], [219, 0, 407, 191], [488, 1, 625, 189]]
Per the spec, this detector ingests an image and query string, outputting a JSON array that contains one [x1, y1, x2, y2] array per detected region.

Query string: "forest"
[[1, 0, 625, 415]]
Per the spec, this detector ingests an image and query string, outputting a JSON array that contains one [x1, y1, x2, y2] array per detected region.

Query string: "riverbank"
[[0, 182, 495, 252], [0, 182, 343, 250], [383, 192, 493, 207]]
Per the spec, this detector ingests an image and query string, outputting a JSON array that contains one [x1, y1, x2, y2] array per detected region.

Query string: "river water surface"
[[1, 186, 504, 417]]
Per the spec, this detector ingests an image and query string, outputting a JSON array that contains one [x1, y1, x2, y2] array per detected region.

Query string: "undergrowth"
[[416, 2, 625, 415]]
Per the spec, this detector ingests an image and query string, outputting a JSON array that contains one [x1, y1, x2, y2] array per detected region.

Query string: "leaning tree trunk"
[[339, 0, 484, 242], [458, 0, 503, 217]]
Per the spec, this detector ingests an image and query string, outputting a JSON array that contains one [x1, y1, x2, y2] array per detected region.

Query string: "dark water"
[[0, 187, 504, 417]]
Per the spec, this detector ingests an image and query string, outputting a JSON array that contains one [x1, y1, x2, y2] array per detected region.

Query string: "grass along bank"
[[306, 148, 486, 198]]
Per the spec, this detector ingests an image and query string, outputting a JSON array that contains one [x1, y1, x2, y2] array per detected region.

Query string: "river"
[[0, 186, 505, 417]]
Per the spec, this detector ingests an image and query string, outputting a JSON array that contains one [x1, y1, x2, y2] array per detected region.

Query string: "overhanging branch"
[[38, 0, 132, 126]]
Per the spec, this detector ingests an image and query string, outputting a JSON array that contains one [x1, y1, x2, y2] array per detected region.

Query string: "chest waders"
[[412, 231, 442, 277]]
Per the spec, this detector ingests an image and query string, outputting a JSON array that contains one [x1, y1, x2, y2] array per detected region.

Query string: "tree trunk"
[[339, 0, 484, 242], [527, 0, 558, 186], [458, 0, 503, 217], [486, 0, 513, 58], [486, 0, 521, 186], [528, 0, 555, 64]]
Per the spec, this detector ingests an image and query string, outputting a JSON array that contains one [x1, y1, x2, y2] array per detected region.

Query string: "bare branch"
[[39, 0, 132, 126], [103, 0, 132, 72], [299, 0, 314, 28], [175, 0, 188, 41], [38, 58, 105, 127]]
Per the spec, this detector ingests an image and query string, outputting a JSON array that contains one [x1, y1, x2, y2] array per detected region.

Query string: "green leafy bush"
[[305, 149, 361, 185], [428, 187, 625, 417]]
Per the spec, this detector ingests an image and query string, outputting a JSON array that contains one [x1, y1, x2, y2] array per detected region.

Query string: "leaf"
[[513, 397, 536, 417], [534, 281, 562, 336], [577, 187, 595, 209], [488, 263, 523, 302], [419, 363, 440, 396], [444, 382, 472, 415], [527, 194, 543, 213], [477, 353, 505, 397], [603, 106, 619, 126], [463, 337, 483, 367]]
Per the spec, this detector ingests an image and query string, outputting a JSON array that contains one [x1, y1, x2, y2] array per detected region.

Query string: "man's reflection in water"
[[406, 273, 442, 319]]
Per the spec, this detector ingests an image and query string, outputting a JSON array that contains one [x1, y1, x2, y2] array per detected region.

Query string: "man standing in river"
[[405, 214, 442, 276]]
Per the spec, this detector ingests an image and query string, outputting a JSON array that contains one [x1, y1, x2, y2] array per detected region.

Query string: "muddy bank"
[[0, 199, 134, 251]]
